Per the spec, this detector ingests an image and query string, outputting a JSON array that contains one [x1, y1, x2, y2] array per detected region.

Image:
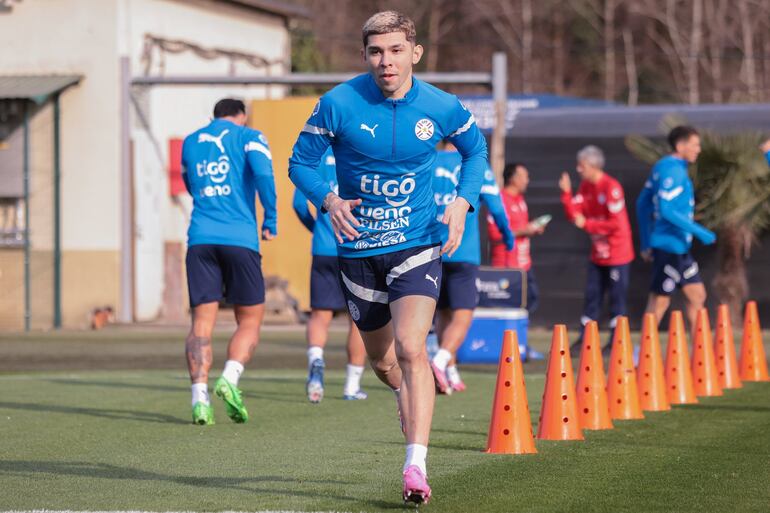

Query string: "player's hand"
[[558, 172, 572, 194], [640, 249, 653, 263], [262, 228, 275, 241], [324, 193, 362, 243], [574, 213, 586, 229], [441, 196, 470, 257], [760, 139, 770, 154]]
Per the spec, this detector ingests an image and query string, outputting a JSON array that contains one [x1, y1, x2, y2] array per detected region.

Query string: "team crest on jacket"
[[415, 119, 434, 140]]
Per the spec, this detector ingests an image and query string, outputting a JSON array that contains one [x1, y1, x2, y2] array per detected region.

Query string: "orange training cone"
[[537, 325, 583, 440], [714, 304, 742, 389], [486, 330, 537, 454], [665, 310, 698, 405], [691, 309, 723, 397], [739, 300, 770, 382], [576, 321, 613, 430], [636, 313, 671, 411], [606, 316, 644, 420]]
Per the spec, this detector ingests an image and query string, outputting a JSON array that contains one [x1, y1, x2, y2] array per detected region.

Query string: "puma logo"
[[198, 129, 229, 153], [425, 274, 439, 289], [360, 123, 378, 138]]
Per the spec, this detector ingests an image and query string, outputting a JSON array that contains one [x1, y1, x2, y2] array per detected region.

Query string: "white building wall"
[[121, 0, 290, 320], [0, 0, 121, 252]]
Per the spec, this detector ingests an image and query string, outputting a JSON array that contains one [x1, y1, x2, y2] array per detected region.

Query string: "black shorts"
[[651, 249, 702, 296], [338, 244, 442, 332], [437, 262, 479, 311], [186, 244, 265, 307], [310, 255, 346, 311]]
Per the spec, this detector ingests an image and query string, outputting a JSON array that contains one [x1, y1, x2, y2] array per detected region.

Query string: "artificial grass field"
[[0, 327, 769, 512]]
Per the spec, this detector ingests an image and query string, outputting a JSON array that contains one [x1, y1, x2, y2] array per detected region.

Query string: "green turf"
[[1, 367, 769, 512]]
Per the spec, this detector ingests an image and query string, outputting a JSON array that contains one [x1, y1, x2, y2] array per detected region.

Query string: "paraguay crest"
[[414, 118, 434, 140]]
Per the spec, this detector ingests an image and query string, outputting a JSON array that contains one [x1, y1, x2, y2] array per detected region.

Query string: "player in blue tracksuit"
[[181, 98, 277, 426], [292, 148, 368, 403], [429, 146, 515, 394], [288, 11, 486, 504], [636, 126, 715, 331]]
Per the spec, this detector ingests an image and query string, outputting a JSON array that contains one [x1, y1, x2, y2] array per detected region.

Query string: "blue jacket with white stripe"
[[432, 150, 514, 264], [292, 148, 338, 257], [288, 73, 488, 258], [636, 155, 715, 255], [182, 118, 277, 253]]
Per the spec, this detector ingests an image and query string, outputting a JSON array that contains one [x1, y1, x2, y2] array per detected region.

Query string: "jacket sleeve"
[[656, 167, 715, 244], [480, 170, 515, 250], [292, 187, 316, 233], [245, 131, 277, 236], [288, 97, 338, 209], [560, 185, 585, 223], [636, 177, 654, 252], [446, 98, 487, 211]]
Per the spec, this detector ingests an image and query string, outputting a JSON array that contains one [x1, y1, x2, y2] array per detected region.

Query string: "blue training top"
[[292, 148, 338, 257], [636, 155, 715, 255], [182, 118, 277, 253], [432, 150, 515, 264], [288, 73, 488, 258]]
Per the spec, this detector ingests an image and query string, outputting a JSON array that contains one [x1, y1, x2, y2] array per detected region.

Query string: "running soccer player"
[[181, 98, 277, 425], [430, 144, 514, 394], [293, 147, 368, 403], [762, 138, 770, 165], [488, 162, 545, 312], [288, 11, 487, 504], [560, 145, 634, 354], [636, 125, 716, 331]]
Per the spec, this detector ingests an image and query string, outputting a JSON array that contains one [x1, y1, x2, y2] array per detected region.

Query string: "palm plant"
[[625, 117, 770, 322]]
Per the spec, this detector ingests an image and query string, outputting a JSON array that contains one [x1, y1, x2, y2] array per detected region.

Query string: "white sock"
[[446, 365, 461, 385], [222, 360, 244, 386], [307, 346, 324, 368], [432, 349, 452, 372], [404, 444, 428, 475], [191, 383, 210, 406], [344, 364, 365, 396]]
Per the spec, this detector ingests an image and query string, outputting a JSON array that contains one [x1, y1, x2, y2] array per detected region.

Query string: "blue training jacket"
[[292, 148, 338, 257], [432, 150, 515, 264], [182, 118, 277, 253], [636, 155, 715, 255], [288, 73, 488, 258]]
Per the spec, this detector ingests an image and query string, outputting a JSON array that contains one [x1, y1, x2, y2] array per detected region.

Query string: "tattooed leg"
[[187, 301, 218, 384], [186, 334, 213, 383]]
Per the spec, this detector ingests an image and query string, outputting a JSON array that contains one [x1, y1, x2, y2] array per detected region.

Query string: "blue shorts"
[[310, 255, 346, 311], [651, 249, 702, 296], [437, 262, 479, 310], [338, 244, 442, 332], [582, 262, 630, 324], [186, 244, 265, 307]]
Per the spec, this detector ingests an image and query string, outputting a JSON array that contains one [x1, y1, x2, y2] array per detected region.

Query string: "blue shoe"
[[306, 358, 325, 404], [343, 389, 368, 400]]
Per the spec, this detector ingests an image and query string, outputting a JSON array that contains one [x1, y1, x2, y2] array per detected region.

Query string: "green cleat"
[[192, 402, 214, 425], [214, 376, 249, 423]]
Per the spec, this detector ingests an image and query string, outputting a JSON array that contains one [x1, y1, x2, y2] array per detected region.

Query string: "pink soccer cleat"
[[403, 465, 431, 505], [450, 378, 466, 392], [430, 361, 452, 395]]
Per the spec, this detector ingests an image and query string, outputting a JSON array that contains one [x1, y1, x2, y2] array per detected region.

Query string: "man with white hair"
[[559, 145, 633, 353]]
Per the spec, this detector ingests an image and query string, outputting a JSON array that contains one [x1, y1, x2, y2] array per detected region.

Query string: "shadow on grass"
[[0, 460, 358, 502], [677, 403, 770, 414], [0, 401, 188, 425]]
